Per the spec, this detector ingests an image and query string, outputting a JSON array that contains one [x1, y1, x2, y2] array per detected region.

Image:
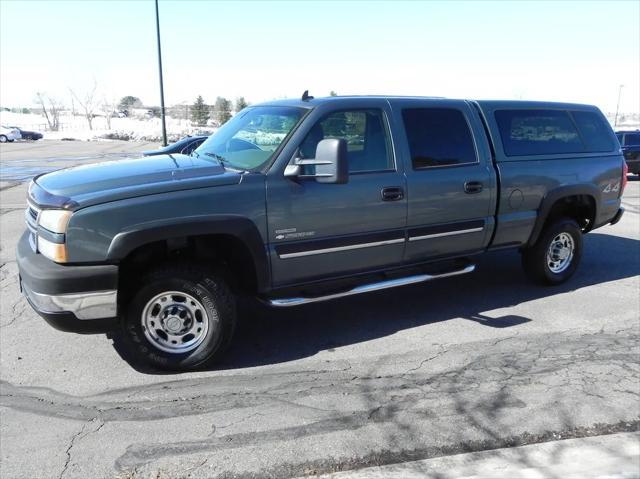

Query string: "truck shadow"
[[116, 232, 639, 373]]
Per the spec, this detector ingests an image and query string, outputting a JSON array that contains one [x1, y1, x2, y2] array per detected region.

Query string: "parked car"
[[615, 130, 640, 175], [0, 125, 21, 142], [17, 96, 625, 371], [9, 127, 43, 141], [142, 135, 208, 156]]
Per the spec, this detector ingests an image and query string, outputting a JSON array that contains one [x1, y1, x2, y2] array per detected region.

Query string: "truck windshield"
[[195, 106, 305, 170]]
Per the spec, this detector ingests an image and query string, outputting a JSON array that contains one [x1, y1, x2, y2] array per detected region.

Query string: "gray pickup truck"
[[18, 95, 626, 371]]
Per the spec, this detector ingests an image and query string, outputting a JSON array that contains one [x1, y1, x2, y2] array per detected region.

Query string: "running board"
[[266, 264, 476, 307]]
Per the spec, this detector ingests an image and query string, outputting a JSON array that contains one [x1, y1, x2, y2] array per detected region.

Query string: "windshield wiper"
[[203, 152, 248, 173], [204, 152, 229, 163]]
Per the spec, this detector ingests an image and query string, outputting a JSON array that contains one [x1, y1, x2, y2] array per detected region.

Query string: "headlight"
[[37, 236, 67, 263], [38, 209, 72, 234]]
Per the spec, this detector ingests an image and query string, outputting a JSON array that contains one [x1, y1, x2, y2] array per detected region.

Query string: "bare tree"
[[35, 92, 62, 131], [70, 81, 98, 130], [101, 97, 118, 130]]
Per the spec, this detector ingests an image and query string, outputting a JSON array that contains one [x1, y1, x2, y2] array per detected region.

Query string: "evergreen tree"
[[234, 96, 248, 112], [214, 96, 232, 125], [118, 96, 142, 110], [191, 95, 209, 126]]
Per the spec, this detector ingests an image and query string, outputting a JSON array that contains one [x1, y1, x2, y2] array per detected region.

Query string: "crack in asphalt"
[[402, 346, 448, 375], [59, 417, 105, 479], [0, 260, 18, 285], [183, 457, 210, 477], [1, 298, 27, 329], [210, 412, 267, 436]]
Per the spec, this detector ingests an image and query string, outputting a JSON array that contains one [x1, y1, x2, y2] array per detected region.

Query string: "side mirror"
[[284, 138, 348, 184]]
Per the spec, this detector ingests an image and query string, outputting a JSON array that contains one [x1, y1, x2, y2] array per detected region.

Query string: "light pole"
[[155, 0, 168, 146], [614, 84, 624, 128]]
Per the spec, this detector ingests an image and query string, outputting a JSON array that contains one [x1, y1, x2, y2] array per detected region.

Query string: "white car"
[[0, 125, 21, 143]]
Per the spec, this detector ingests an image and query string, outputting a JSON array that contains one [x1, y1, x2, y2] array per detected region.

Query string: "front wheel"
[[112, 265, 236, 371], [522, 218, 583, 285], [0, 135, 7, 143]]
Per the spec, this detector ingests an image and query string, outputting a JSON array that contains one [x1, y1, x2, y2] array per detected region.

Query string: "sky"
[[1, 0, 639, 114]]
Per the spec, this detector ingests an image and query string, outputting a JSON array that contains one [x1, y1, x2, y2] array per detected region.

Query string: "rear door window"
[[495, 109, 584, 156], [402, 108, 477, 168]]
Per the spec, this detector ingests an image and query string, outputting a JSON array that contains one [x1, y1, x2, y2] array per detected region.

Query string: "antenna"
[[302, 90, 314, 101]]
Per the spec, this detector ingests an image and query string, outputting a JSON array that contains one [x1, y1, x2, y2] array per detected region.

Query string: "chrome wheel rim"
[[547, 232, 575, 274], [141, 291, 209, 354]]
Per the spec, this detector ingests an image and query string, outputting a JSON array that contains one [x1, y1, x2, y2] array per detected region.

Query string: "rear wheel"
[[0, 135, 7, 143], [522, 218, 583, 285], [113, 265, 236, 371]]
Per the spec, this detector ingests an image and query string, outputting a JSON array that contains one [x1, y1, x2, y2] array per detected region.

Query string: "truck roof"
[[255, 95, 600, 111], [255, 95, 445, 109]]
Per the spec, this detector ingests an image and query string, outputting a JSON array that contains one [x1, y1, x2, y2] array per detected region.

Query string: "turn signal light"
[[37, 237, 68, 263]]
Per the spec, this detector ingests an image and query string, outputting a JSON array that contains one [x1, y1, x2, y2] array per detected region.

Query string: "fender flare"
[[107, 215, 270, 292], [527, 184, 600, 247]]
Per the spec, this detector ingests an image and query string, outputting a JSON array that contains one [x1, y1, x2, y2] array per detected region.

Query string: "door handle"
[[381, 186, 404, 201], [464, 181, 483, 194]]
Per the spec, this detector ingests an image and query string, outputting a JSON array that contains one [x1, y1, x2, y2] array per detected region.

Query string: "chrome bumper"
[[21, 281, 117, 320]]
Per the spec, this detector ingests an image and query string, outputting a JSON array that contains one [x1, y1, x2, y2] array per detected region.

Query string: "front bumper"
[[17, 231, 119, 333]]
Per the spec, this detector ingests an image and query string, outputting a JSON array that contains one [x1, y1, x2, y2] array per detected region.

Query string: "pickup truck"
[[17, 95, 626, 371], [616, 130, 640, 174]]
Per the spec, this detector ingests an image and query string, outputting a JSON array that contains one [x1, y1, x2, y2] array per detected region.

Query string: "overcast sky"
[[1, 0, 638, 113]]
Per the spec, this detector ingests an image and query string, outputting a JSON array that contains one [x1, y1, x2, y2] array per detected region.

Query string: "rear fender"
[[527, 184, 600, 247]]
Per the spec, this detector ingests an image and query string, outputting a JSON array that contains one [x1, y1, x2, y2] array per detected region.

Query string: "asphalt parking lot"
[[0, 142, 639, 478]]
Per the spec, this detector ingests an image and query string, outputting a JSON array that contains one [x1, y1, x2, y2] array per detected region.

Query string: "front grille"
[[25, 203, 40, 252], [25, 204, 39, 233]]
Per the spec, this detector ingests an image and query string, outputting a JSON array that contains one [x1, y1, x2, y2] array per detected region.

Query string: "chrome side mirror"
[[284, 138, 348, 184]]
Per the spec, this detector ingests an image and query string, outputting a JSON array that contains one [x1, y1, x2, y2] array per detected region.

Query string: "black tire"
[[112, 265, 236, 371], [0, 135, 7, 143], [522, 218, 583, 285]]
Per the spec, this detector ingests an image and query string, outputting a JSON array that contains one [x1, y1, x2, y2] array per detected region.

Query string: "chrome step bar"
[[267, 264, 476, 307]]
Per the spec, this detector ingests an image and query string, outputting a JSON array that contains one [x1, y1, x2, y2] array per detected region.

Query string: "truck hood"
[[33, 154, 242, 208]]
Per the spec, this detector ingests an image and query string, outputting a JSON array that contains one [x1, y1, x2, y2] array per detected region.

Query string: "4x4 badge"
[[603, 181, 620, 193]]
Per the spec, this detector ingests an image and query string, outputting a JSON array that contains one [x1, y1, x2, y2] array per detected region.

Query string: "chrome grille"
[[25, 204, 39, 233], [25, 203, 40, 252]]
